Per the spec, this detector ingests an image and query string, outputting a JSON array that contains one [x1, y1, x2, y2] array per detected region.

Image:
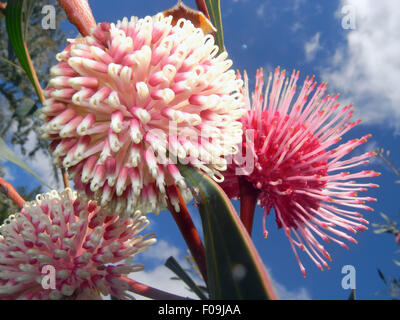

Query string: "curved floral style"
[[39, 13, 245, 215], [0, 189, 155, 300], [220, 68, 379, 276]]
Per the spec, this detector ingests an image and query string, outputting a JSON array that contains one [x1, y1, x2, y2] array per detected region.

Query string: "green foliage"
[[0, 0, 65, 225], [372, 213, 398, 235], [165, 256, 209, 300], [6, 0, 42, 99], [0, 136, 52, 188], [204, 0, 224, 53], [179, 165, 276, 300], [0, 184, 42, 224], [0, 0, 67, 157], [374, 148, 400, 299], [376, 269, 400, 299]]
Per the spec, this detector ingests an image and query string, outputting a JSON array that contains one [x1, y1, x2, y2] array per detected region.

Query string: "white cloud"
[[292, 0, 305, 12], [274, 281, 311, 300], [141, 240, 180, 262], [129, 265, 199, 300], [266, 268, 312, 300], [304, 32, 322, 62], [321, 0, 400, 132], [291, 22, 303, 33], [257, 2, 266, 18], [130, 240, 200, 300]]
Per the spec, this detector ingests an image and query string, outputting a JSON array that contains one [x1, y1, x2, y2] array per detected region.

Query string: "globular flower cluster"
[[40, 13, 245, 215], [220, 68, 379, 276], [0, 189, 155, 300]]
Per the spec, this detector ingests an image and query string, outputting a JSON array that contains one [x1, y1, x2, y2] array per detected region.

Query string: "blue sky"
[[3, 0, 400, 299]]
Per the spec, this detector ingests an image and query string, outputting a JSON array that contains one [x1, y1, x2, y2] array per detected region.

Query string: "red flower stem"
[[166, 185, 208, 284], [57, 0, 96, 37], [0, 177, 25, 208], [195, 0, 211, 20], [61, 168, 69, 188], [239, 177, 259, 236], [120, 276, 191, 300]]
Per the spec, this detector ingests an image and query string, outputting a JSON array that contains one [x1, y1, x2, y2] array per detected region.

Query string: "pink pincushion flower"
[[40, 14, 245, 215], [0, 189, 155, 300], [220, 68, 379, 276]]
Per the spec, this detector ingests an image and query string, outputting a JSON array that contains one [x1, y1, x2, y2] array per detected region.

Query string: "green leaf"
[[204, 0, 225, 53], [373, 227, 391, 234], [165, 256, 208, 300], [179, 165, 276, 300], [348, 289, 356, 300], [6, 0, 44, 101], [377, 268, 387, 285], [393, 279, 400, 289], [380, 212, 392, 225], [0, 137, 51, 189]]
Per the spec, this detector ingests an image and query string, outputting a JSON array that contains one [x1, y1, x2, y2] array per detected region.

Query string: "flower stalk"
[[61, 168, 69, 188], [167, 184, 208, 284], [57, 0, 96, 37], [0, 177, 25, 208]]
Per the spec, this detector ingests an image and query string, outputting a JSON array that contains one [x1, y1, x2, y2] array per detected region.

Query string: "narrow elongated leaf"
[[0, 137, 51, 189], [380, 212, 392, 225], [348, 289, 356, 300], [204, 0, 224, 53], [377, 268, 387, 284], [373, 227, 391, 234], [179, 165, 277, 300], [6, 0, 44, 101], [165, 256, 208, 300]]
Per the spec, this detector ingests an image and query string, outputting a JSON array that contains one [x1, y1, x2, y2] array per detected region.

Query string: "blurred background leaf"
[[0, 0, 67, 215], [374, 148, 400, 299], [0, 136, 52, 188], [0, 0, 67, 161], [0, 184, 42, 224]]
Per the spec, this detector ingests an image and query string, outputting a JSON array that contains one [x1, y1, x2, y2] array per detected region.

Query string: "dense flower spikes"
[[0, 189, 155, 300], [220, 68, 379, 276], [40, 14, 245, 215]]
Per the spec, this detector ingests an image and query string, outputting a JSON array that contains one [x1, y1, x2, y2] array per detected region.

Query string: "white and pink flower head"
[[40, 13, 245, 215], [220, 68, 380, 276], [0, 189, 155, 299]]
